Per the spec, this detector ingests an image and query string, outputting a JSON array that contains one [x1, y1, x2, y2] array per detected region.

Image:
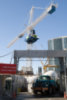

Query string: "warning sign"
[[0, 63, 16, 74]]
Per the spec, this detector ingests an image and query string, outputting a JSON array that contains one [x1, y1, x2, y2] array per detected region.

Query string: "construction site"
[[0, 0, 67, 100]]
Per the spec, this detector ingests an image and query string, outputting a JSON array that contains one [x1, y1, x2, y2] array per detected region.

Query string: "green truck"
[[32, 75, 59, 95]]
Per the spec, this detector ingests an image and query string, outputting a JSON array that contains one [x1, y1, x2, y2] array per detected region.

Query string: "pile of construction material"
[[24, 75, 38, 93]]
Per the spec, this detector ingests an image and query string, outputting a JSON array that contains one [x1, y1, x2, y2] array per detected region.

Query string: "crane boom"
[[7, 3, 57, 48], [31, 9, 48, 28], [29, 4, 57, 28], [23, 4, 57, 33]]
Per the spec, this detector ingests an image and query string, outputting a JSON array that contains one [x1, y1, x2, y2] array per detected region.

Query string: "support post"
[[59, 57, 64, 95], [64, 57, 67, 98], [14, 54, 19, 73]]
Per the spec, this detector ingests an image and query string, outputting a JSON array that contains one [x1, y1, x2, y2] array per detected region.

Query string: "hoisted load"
[[25, 29, 39, 44]]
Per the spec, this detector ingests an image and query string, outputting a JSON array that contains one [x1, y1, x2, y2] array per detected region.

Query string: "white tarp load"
[[13, 75, 27, 88], [24, 75, 38, 93], [43, 70, 59, 80], [25, 75, 38, 84]]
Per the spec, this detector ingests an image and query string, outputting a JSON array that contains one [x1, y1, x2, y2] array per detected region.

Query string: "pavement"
[[0, 92, 66, 100], [15, 92, 66, 100]]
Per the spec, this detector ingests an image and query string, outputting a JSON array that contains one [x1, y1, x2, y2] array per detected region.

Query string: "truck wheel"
[[49, 87, 53, 94], [33, 90, 37, 95], [41, 91, 44, 95], [53, 88, 56, 94]]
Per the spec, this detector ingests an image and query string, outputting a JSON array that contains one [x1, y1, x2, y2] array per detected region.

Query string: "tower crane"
[[7, 3, 57, 72], [7, 3, 57, 48]]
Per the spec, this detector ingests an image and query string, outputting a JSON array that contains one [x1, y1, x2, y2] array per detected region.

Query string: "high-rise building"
[[48, 36, 67, 73]]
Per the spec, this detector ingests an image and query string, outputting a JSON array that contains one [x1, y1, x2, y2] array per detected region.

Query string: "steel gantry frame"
[[14, 50, 67, 94]]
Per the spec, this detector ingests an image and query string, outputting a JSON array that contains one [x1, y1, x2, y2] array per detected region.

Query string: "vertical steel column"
[[14, 52, 19, 73], [0, 75, 3, 96], [59, 57, 64, 94], [64, 57, 67, 95]]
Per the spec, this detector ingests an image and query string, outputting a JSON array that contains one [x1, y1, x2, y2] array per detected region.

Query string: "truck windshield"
[[39, 76, 51, 80]]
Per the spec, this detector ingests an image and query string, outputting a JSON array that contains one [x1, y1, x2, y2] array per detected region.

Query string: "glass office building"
[[48, 36, 67, 72]]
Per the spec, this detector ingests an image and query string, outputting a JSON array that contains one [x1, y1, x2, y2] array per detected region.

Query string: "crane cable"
[[10, 52, 14, 64], [33, 44, 49, 65], [0, 51, 13, 58], [0, 51, 14, 64]]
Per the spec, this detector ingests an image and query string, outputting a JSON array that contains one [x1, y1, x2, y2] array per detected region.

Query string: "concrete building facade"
[[48, 36, 67, 73]]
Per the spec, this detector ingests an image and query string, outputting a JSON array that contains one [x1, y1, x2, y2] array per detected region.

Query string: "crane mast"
[[26, 4, 57, 73], [26, 6, 47, 73], [26, 7, 34, 73]]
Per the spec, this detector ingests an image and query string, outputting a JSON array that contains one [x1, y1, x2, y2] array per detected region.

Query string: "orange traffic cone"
[[64, 92, 67, 98], [13, 92, 16, 98]]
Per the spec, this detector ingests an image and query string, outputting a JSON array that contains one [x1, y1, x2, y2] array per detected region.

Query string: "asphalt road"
[[15, 92, 66, 100], [0, 92, 66, 100]]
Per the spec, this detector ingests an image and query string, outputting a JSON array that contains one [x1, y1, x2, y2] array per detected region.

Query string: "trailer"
[[4, 75, 28, 98]]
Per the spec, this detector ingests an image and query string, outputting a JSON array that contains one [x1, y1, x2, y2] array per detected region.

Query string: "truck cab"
[[32, 75, 58, 95]]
